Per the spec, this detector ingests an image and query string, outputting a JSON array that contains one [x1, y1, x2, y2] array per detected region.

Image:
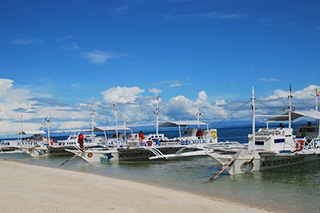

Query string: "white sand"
[[0, 160, 273, 213]]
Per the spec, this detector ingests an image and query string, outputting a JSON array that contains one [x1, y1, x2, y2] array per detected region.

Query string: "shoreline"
[[0, 159, 274, 213]]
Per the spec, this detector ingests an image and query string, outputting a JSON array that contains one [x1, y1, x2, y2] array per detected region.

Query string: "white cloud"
[[149, 88, 162, 94], [2, 80, 320, 133], [215, 99, 226, 105], [101, 86, 145, 104], [82, 50, 114, 64], [263, 85, 320, 100], [12, 38, 42, 45], [169, 83, 183, 87], [194, 12, 241, 19], [0, 79, 13, 97], [155, 80, 184, 87], [0, 79, 95, 132], [163, 11, 241, 22], [71, 83, 86, 90], [260, 78, 280, 82], [197, 91, 207, 102]]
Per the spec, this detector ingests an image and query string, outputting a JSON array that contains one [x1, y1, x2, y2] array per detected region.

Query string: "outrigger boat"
[[207, 86, 320, 176], [0, 130, 47, 154], [64, 121, 219, 163], [63, 100, 221, 163], [63, 102, 245, 163]]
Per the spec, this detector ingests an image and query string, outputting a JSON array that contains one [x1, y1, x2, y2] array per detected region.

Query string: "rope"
[[255, 99, 281, 114], [215, 99, 252, 127]]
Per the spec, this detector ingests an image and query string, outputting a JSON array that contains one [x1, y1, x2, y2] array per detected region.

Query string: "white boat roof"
[[20, 130, 46, 135], [93, 126, 132, 132], [52, 129, 92, 133], [159, 120, 207, 127], [267, 110, 320, 121]]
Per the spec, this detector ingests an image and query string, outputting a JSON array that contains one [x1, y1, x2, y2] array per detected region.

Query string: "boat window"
[[255, 141, 264, 145], [274, 139, 285, 143]]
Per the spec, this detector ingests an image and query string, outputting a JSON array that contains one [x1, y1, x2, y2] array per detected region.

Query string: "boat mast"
[[288, 84, 293, 129], [113, 103, 118, 140], [153, 96, 160, 137], [316, 88, 319, 126], [46, 117, 50, 144], [196, 105, 201, 129], [91, 102, 95, 138], [316, 88, 319, 112], [20, 114, 23, 141], [252, 86, 256, 150]]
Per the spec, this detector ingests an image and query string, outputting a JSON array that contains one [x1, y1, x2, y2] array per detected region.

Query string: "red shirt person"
[[139, 131, 144, 141], [78, 133, 84, 150]]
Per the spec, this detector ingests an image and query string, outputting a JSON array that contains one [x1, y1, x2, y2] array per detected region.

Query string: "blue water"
[[1, 127, 320, 213]]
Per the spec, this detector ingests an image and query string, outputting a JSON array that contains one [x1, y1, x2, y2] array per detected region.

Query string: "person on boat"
[[196, 129, 203, 138], [139, 131, 144, 141], [78, 133, 84, 151], [279, 123, 285, 128]]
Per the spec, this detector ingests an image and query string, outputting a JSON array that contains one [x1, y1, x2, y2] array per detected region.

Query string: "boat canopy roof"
[[52, 129, 92, 133], [267, 110, 320, 121], [20, 130, 46, 135], [93, 126, 132, 132], [159, 120, 207, 127]]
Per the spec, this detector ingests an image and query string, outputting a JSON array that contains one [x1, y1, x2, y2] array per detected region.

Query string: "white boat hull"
[[65, 149, 119, 163], [209, 149, 320, 175]]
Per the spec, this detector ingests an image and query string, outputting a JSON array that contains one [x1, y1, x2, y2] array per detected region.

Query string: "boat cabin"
[[296, 123, 319, 139], [248, 127, 295, 152]]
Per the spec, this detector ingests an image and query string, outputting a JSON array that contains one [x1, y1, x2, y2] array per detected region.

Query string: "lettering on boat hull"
[[261, 156, 305, 168]]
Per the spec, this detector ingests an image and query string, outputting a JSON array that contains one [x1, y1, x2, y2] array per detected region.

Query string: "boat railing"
[[304, 138, 320, 149]]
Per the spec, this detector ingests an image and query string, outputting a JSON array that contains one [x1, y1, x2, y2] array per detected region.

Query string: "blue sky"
[[1, 0, 320, 132]]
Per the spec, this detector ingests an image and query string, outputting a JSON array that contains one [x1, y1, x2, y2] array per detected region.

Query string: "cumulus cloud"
[[101, 86, 145, 104], [263, 85, 320, 100], [197, 91, 207, 102], [215, 99, 226, 105], [0, 79, 13, 97], [1, 79, 320, 132], [0, 79, 94, 132], [149, 88, 162, 94]]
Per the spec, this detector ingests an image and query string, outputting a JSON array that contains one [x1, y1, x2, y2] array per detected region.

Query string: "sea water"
[[1, 127, 320, 213]]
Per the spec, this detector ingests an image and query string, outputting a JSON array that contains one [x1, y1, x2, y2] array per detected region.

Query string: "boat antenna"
[[288, 84, 293, 129], [153, 96, 160, 136]]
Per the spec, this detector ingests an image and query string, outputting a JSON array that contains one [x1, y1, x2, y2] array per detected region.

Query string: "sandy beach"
[[0, 159, 273, 213]]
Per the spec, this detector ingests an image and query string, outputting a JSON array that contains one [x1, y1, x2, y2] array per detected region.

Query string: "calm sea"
[[1, 127, 320, 213]]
